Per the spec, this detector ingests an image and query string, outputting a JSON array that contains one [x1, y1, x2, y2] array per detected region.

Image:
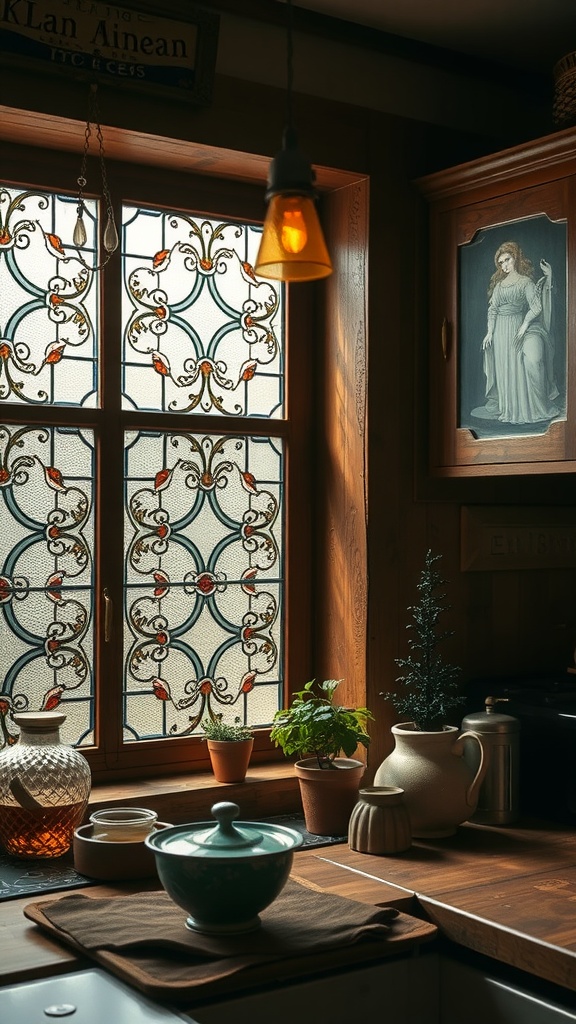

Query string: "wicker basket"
[[553, 52, 576, 127]]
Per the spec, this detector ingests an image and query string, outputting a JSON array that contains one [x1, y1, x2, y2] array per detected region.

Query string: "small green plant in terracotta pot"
[[271, 679, 373, 767], [202, 716, 254, 743], [202, 716, 254, 784], [270, 679, 374, 835]]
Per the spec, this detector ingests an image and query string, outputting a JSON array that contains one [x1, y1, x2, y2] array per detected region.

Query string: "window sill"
[[87, 761, 301, 825]]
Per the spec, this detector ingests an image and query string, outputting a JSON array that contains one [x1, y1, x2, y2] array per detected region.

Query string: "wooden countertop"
[[318, 817, 576, 993], [0, 850, 418, 988], [2, 818, 576, 994]]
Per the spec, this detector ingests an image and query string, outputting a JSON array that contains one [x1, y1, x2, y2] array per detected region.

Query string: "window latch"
[[103, 587, 113, 643]]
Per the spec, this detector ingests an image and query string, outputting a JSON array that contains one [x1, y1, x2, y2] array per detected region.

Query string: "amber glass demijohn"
[[0, 712, 91, 858]]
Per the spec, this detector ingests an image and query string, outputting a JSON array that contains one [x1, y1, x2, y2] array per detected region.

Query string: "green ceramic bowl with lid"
[[145, 801, 303, 934]]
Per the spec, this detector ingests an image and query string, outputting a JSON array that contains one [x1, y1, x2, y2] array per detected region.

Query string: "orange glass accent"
[[280, 202, 307, 253], [255, 195, 333, 282]]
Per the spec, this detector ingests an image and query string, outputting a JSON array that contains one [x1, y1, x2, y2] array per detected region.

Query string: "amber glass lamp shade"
[[254, 129, 333, 282], [255, 194, 332, 282]]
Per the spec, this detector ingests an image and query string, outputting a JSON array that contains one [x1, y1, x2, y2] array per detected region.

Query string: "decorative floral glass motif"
[[0, 180, 288, 758], [0, 425, 95, 748], [122, 207, 283, 417], [123, 430, 283, 738], [0, 185, 99, 408]]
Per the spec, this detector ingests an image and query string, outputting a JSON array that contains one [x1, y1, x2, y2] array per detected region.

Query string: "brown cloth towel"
[[24, 880, 437, 1006]]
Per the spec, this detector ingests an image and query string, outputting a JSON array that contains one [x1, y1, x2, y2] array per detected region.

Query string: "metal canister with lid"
[[461, 696, 520, 825]]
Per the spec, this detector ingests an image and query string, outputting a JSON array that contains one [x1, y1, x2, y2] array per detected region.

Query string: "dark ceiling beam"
[[198, 0, 550, 95]]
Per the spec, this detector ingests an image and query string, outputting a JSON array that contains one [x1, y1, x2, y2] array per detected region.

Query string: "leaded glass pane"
[[0, 185, 99, 408], [123, 430, 284, 738], [0, 425, 95, 747], [122, 206, 284, 417]]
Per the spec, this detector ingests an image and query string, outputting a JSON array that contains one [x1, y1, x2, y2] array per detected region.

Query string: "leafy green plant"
[[201, 716, 253, 742], [381, 550, 464, 731], [270, 679, 374, 769]]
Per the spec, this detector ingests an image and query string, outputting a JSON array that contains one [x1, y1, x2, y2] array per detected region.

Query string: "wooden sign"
[[0, 0, 219, 103], [461, 505, 576, 571]]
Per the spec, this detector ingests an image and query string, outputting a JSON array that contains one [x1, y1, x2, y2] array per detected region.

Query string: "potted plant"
[[202, 716, 254, 784], [270, 679, 374, 836], [381, 548, 464, 732], [375, 550, 487, 837]]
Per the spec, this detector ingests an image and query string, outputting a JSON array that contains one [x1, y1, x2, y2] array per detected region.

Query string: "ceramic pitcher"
[[374, 723, 488, 838]]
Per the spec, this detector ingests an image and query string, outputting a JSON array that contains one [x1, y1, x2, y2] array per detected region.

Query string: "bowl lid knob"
[[194, 802, 263, 850]]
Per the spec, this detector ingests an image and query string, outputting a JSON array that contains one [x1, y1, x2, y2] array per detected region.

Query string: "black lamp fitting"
[[266, 127, 317, 200]]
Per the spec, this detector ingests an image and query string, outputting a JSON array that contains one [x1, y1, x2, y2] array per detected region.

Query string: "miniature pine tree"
[[382, 549, 463, 731]]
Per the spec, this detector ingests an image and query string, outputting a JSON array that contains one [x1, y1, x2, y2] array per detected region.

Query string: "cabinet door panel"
[[424, 149, 576, 478]]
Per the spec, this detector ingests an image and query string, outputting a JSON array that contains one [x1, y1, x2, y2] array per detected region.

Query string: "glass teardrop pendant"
[[73, 215, 87, 247], [103, 214, 118, 254]]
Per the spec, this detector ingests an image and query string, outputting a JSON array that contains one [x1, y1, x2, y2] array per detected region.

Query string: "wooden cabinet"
[[417, 128, 576, 478], [440, 953, 576, 1023]]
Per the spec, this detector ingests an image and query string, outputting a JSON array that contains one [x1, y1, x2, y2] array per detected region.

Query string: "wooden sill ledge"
[[87, 762, 302, 826]]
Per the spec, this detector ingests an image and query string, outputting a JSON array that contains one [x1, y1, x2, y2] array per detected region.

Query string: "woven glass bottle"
[[0, 712, 91, 858]]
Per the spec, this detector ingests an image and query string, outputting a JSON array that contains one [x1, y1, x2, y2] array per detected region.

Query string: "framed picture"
[[459, 215, 567, 440], [423, 164, 576, 478]]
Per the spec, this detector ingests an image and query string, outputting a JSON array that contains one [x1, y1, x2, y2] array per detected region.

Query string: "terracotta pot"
[[373, 723, 488, 838], [294, 757, 365, 836], [207, 738, 254, 783]]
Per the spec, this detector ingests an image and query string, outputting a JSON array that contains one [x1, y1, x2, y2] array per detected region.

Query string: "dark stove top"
[[467, 672, 576, 718]]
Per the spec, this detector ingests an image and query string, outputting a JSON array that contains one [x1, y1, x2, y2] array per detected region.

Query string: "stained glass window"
[[0, 177, 288, 756], [0, 186, 99, 409], [123, 430, 283, 739], [0, 424, 95, 745], [122, 207, 284, 417]]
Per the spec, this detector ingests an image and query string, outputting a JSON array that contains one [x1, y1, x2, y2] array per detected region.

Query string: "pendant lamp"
[[254, 0, 332, 282]]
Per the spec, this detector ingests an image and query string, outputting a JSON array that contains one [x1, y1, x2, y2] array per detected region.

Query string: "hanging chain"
[[74, 83, 118, 270]]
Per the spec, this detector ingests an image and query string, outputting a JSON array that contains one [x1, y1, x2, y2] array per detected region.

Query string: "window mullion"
[[94, 229, 124, 766]]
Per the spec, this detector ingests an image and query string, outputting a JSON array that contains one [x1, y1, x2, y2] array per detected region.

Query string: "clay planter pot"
[[294, 757, 365, 836], [207, 738, 254, 783]]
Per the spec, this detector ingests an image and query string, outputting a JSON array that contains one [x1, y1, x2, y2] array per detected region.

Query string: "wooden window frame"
[[0, 107, 369, 782]]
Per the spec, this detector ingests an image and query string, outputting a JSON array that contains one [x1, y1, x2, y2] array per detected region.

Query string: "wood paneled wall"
[[4, 58, 573, 786], [313, 109, 576, 780], [313, 177, 369, 719]]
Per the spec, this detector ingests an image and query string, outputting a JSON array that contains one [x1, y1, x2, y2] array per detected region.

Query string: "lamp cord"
[[285, 0, 294, 134]]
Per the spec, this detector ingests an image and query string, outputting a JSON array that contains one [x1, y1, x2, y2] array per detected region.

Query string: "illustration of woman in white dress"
[[475, 241, 560, 424]]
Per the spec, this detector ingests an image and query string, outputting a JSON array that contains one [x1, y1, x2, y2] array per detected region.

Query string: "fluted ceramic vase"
[[348, 786, 412, 854]]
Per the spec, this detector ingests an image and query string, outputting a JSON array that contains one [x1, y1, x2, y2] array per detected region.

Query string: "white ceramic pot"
[[373, 723, 488, 838]]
